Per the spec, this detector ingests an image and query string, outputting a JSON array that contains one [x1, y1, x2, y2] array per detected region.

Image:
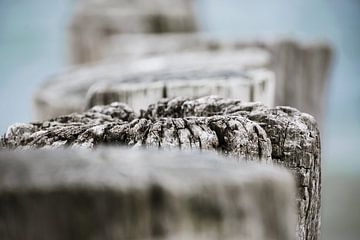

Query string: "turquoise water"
[[0, 1, 359, 239], [0, 0, 72, 131]]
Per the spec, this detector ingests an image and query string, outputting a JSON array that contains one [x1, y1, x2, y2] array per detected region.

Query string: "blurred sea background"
[[0, 0, 359, 239]]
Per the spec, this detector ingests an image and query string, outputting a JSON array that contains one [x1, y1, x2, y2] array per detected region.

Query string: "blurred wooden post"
[[69, 0, 197, 64], [0, 148, 296, 240], [33, 49, 270, 120], [41, 33, 331, 123], [97, 34, 332, 123], [85, 68, 275, 113], [269, 40, 332, 124]]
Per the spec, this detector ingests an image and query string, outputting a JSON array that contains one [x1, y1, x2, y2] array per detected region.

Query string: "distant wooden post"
[[69, 0, 197, 64], [95, 34, 332, 123], [85, 68, 275, 113], [33, 49, 270, 120], [40, 33, 331, 123]]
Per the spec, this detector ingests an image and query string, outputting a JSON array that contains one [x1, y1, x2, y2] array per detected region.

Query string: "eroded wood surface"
[[1, 96, 321, 240]]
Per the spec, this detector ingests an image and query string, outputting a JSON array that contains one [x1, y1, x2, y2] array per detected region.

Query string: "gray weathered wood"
[[269, 40, 331, 124], [38, 34, 331, 123], [2, 96, 321, 240], [142, 96, 321, 240], [85, 68, 275, 112], [70, 0, 197, 64], [94, 33, 332, 123], [2, 102, 272, 163], [96, 33, 270, 62], [34, 49, 270, 120], [0, 148, 296, 240]]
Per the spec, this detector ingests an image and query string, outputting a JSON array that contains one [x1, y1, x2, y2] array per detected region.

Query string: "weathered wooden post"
[[1, 96, 321, 240], [142, 96, 322, 240], [33, 50, 270, 120], [0, 148, 296, 240], [37, 33, 332, 123], [93, 33, 332, 123], [70, 0, 197, 64], [268, 40, 332, 124], [85, 68, 275, 113]]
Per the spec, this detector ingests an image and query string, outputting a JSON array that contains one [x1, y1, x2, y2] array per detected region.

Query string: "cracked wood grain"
[[1, 96, 320, 240], [142, 96, 321, 240]]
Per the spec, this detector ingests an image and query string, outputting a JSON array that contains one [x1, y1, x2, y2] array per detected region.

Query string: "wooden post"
[[0, 148, 296, 240], [33, 50, 270, 120], [85, 68, 275, 113], [69, 0, 197, 64], [38, 34, 331, 123], [2, 96, 321, 240], [97, 34, 332, 124]]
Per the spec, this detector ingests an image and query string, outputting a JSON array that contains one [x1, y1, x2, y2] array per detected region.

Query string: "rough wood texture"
[[85, 68, 275, 112], [70, 0, 197, 64], [95, 33, 332, 123], [2, 102, 272, 163], [2, 96, 321, 240], [142, 96, 321, 240], [34, 49, 269, 120], [0, 148, 296, 240]]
